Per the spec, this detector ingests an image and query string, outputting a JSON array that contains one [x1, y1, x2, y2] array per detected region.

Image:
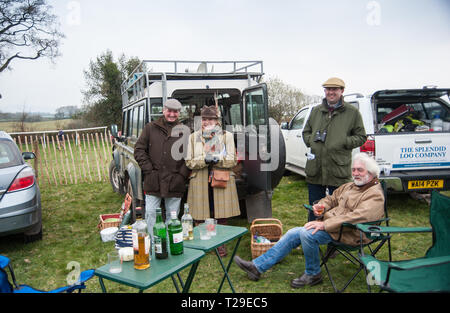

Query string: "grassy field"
[[0, 173, 437, 293], [0, 119, 75, 133]]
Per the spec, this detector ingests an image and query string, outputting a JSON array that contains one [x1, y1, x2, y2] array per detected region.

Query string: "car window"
[[423, 101, 449, 120], [137, 105, 144, 137], [150, 103, 163, 121], [290, 108, 308, 130], [245, 88, 266, 127], [132, 107, 139, 138], [0, 140, 22, 169]]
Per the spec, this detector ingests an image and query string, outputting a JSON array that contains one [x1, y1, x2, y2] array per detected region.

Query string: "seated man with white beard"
[[234, 153, 384, 288]]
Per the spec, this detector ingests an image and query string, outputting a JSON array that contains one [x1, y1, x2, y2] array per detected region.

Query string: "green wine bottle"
[[153, 208, 168, 259], [168, 211, 183, 255]]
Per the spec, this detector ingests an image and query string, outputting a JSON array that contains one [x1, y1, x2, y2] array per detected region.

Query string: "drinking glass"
[[108, 251, 122, 274]]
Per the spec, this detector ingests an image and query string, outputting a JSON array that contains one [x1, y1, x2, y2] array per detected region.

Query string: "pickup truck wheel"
[[109, 160, 125, 194]]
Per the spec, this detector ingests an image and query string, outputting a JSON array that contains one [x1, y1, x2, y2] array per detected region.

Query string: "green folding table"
[[95, 247, 204, 293], [183, 224, 248, 293]]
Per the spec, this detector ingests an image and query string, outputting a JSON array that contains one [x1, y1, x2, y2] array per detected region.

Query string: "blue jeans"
[[145, 195, 181, 241], [252, 227, 333, 276]]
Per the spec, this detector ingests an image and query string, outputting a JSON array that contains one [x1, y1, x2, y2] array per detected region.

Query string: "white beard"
[[353, 173, 371, 186]]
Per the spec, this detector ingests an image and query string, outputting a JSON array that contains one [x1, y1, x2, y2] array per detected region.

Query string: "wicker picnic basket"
[[97, 213, 122, 230], [250, 218, 283, 259], [97, 193, 132, 231]]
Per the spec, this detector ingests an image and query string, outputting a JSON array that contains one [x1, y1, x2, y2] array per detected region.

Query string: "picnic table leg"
[[182, 261, 200, 293], [170, 273, 185, 292], [217, 236, 242, 293], [177, 273, 185, 289], [171, 275, 181, 293], [98, 277, 107, 293]]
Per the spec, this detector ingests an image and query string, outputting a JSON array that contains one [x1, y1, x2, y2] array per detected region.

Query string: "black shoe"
[[290, 273, 323, 288], [233, 256, 260, 281]]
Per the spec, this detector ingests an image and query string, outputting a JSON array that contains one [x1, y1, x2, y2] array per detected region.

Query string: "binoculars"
[[314, 130, 327, 143]]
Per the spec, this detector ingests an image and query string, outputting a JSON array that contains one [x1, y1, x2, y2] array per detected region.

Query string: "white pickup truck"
[[281, 87, 450, 193]]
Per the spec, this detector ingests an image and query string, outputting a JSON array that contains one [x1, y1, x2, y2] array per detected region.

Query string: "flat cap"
[[322, 77, 345, 88], [164, 99, 182, 110], [201, 106, 218, 119]]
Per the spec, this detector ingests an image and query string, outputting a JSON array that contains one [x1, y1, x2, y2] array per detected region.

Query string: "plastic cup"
[[199, 224, 211, 240], [384, 166, 391, 176], [205, 218, 217, 236], [108, 251, 122, 273]]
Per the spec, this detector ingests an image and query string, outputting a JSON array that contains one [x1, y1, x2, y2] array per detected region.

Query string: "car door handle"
[[415, 139, 432, 144], [296, 134, 302, 138]]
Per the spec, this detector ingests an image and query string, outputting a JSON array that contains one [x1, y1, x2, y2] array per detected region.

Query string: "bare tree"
[[265, 76, 321, 123], [0, 0, 64, 73]]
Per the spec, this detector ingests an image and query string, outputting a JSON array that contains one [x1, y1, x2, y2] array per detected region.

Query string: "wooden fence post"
[[45, 134, 58, 186], [66, 134, 77, 184], [77, 133, 88, 183], [82, 133, 93, 183], [32, 138, 39, 184]]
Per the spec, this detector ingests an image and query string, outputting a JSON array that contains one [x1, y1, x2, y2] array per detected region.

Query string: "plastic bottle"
[[253, 233, 271, 244], [431, 114, 443, 131]]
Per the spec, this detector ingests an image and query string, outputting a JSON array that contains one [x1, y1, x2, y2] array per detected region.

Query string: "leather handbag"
[[209, 169, 229, 188]]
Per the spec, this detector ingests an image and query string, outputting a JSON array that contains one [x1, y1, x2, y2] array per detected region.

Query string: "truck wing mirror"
[[110, 124, 118, 138]]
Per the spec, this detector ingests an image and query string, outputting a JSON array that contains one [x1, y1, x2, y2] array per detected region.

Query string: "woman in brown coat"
[[185, 106, 240, 256]]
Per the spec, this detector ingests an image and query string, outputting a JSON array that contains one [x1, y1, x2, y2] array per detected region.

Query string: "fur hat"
[[201, 106, 218, 119]]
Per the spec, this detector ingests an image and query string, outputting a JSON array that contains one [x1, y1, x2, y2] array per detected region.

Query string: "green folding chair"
[[315, 180, 392, 293], [358, 190, 450, 292]]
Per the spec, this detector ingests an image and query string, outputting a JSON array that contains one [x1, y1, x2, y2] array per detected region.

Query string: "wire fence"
[[10, 127, 113, 186]]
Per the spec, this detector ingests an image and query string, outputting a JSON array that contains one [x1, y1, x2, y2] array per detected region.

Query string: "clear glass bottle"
[[168, 211, 183, 255], [132, 207, 150, 270], [181, 203, 194, 241], [153, 208, 168, 259]]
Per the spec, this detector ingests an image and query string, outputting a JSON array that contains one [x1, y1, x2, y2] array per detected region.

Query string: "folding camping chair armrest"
[[386, 255, 450, 271], [384, 255, 450, 289], [336, 222, 357, 242], [360, 218, 390, 226], [356, 224, 432, 235]]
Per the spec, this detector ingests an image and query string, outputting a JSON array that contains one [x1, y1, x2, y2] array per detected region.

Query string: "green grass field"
[[0, 119, 75, 133], [0, 173, 436, 293]]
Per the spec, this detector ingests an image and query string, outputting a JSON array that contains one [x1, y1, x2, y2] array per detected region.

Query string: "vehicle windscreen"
[[171, 89, 242, 132], [0, 140, 23, 169]]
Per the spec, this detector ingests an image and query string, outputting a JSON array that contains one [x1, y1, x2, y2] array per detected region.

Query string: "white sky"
[[0, 0, 449, 113]]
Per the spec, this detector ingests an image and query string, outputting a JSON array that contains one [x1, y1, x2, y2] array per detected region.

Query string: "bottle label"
[[132, 229, 138, 250], [182, 222, 192, 237], [172, 232, 183, 244], [155, 236, 162, 253], [144, 235, 150, 255]]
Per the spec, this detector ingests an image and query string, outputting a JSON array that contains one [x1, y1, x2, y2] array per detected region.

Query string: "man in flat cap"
[[135, 98, 190, 236], [302, 77, 367, 221]]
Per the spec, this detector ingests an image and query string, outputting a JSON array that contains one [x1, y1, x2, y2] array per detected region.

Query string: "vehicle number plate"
[[408, 180, 444, 189]]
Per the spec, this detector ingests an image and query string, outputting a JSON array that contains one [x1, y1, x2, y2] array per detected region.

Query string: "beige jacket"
[[319, 179, 385, 246], [185, 130, 240, 220]]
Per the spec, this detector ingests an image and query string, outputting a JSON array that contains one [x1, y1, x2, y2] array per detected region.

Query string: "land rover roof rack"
[[121, 60, 264, 92]]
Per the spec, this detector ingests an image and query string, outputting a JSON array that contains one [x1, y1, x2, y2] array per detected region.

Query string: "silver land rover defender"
[[109, 60, 286, 222]]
